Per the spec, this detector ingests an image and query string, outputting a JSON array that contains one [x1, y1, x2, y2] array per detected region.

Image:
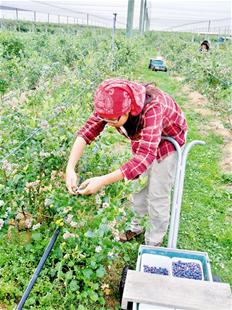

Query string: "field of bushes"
[[0, 20, 231, 309]]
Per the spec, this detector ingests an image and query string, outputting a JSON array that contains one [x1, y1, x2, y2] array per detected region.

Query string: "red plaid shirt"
[[77, 86, 187, 180]]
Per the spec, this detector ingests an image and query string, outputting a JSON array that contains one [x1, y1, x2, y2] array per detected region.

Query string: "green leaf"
[[82, 268, 93, 279], [31, 232, 42, 241], [96, 265, 105, 278], [69, 279, 79, 292], [65, 270, 73, 280]]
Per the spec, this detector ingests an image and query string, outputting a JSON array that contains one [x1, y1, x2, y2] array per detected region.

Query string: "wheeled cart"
[[120, 138, 232, 310]]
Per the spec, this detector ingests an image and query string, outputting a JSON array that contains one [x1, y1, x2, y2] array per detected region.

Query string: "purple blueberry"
[[172, 260, 202, 280], [143, 264, 169, 275]]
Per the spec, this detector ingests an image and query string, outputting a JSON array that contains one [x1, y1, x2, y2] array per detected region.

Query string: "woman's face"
[[100, 112, 129, 128]]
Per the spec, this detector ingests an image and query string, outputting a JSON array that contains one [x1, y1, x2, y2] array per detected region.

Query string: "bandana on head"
[[94, 78, 146, 118]]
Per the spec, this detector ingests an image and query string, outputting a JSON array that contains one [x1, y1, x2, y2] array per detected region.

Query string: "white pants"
[[130, 152, 177, 246]]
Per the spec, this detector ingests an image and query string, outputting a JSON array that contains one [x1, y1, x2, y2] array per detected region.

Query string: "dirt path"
[[175, 80, 232, 175]]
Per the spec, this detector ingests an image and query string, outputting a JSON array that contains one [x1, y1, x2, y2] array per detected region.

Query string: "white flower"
[[99, 190, 105, 197], [95, 246, 102, 253], [95, 194, 101, 205], [25, 180, 40, 189], [101, 283, 109, 290], [32, 223, 41, 230], [2, 160, 13, 173], [70, 221, 78, 228], [65, 214, 73, 224], [44, 198, 53, 207], [63, 206, 72, 214], [118, 208, 126, 216], [39, 151, 50, 158], [108, 251, 114, 259], [0, 219, 4, 230], [40, 120, 49, 129], [102, 202, 109, 209], [63, 232, 76, 239], [0, 200, 4, 207]]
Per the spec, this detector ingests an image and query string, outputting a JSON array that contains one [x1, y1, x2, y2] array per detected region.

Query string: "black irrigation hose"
[[16, 227, 60, 310]]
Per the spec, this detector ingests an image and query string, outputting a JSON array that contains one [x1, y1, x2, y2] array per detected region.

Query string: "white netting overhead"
[[0, 0, 231, 31]]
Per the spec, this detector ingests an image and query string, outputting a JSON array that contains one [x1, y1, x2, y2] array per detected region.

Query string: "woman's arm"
[[65, 136, 86, 194]]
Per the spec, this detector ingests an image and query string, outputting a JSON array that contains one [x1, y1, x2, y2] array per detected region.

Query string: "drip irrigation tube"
[[16, 227, 60, 310]]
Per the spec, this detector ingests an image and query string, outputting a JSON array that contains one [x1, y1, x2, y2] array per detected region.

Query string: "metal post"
[[87, 13, 89, 25], [139, 0, 144, 34], [208, 20, 211, 33], [145, 3, 149, 32], [126, 0, 135, 38], [34, 11, 36, 22], [112, 13, 117, 50], [16, 8, 18, 20], [141, 0, 146, 35]]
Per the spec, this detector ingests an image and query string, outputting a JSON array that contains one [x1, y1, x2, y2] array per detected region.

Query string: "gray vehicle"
[[148, 58, 167, 72]]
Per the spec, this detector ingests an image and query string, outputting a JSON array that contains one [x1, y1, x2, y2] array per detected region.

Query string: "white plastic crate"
[[136, 252, 204, 310]]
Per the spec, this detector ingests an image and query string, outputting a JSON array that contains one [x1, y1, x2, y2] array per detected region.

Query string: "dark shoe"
[[145, 241, 163, 247], [119, 230, 144, 242]]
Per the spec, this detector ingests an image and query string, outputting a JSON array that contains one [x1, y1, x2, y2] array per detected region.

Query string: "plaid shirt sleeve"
[[76, 112, 106, 144], [120, 104, 163, 180]]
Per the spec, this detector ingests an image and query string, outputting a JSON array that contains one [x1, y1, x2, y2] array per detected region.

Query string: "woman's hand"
[[65, 168, 78, 195], [78, 176, 105, 195]]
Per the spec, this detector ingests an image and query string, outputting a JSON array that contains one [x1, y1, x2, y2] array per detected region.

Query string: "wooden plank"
[[121, 270, 232, 310]]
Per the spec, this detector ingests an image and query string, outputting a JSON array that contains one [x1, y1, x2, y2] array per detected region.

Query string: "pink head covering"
[[94, 78, 146, 118]]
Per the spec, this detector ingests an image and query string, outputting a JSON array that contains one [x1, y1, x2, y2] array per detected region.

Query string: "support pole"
[[139, 0, 144, 34], [126, 0, 135, 38], [208, 20, 211, 33], [112, 13, 117, 50], [142, 0, 146, 34]]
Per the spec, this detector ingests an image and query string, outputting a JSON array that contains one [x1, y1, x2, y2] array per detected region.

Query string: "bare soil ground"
[[181, 84, 232, 175]]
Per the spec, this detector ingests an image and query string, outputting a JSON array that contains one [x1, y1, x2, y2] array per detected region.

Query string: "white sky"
[[0, 0, 231, 31]]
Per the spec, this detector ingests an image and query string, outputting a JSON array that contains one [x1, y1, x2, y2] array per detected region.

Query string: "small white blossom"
[[32, 223, 41, 230], [0, 219, 4, 229], [44, 198, 53, 207], [95, 246, 102, 253], [95, 194, 101, 205], [25, 180, 40, 189], [40, 120, 49, 129], [65, 214, 73, 224], [2, 160, 13, 173], [108, 251, 114, 259], [63, 232, 76, 239], [39, 151, 50, 158], [70, 221, 78, 228], [63, 206, 73, 214], [99, 190, 105, 197], [0, 200, 4, 207], [102, 202, 109, 209]]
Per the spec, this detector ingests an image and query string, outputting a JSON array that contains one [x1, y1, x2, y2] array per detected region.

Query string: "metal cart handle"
[[162, 136, 205, 248]]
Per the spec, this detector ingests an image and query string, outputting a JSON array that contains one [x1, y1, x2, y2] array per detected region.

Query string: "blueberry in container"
[[172, 257, 204, 281]]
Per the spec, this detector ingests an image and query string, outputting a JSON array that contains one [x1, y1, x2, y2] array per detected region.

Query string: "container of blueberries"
[[133, 245, 213, 310]]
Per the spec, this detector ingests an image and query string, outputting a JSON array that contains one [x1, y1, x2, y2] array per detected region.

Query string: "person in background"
[[200, 40, 210, 52], [65, 79, 188, 246]]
